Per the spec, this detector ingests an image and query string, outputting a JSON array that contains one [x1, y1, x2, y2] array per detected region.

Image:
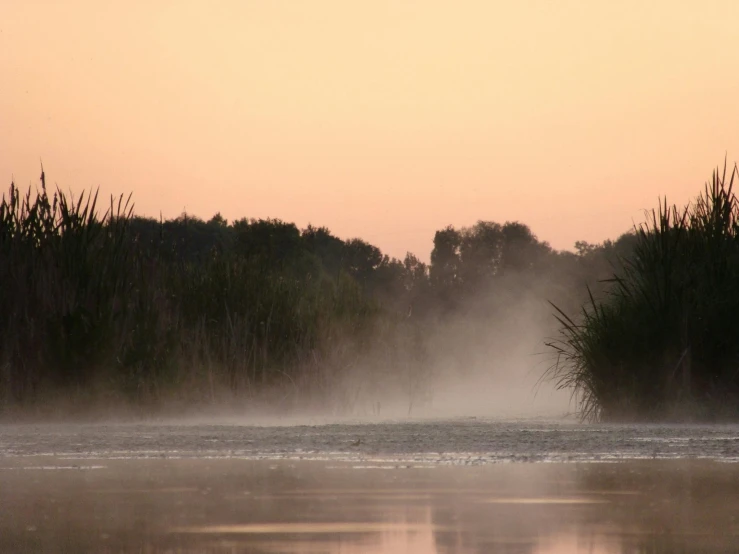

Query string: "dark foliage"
[[547, 162, 739, 422], [0, 169, 636, 416]]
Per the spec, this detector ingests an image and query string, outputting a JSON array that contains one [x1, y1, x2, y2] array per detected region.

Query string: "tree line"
[[0, 171, 637, 417]]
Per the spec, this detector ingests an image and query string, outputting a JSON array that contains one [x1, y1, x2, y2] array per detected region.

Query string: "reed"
[[546, 161, 739, 421], [0, 174, 382, 413], [0, 173, 134, 402]]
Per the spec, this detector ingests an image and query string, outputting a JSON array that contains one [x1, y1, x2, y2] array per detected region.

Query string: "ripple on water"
[[1, 419, 738, 463]]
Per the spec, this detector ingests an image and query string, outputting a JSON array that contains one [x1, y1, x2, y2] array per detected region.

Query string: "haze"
[[2, 0, 739, 260]]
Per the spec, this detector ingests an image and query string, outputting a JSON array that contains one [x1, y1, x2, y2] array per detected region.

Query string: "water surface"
[[2, 418, 738, 463], [1, 418, 738, 553]]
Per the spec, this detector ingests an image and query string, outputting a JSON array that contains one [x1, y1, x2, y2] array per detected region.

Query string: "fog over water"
[[5, 1, 739, 550], [3, 411, 738, 553], [4, 359, 735, 550], [3, 419, 738, 463]]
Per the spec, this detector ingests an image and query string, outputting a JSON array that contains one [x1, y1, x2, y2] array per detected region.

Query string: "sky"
[[2, 0, 739, 261]]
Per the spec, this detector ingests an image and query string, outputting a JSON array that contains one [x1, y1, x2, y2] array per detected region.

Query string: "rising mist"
[[0, 173, 636, 422]]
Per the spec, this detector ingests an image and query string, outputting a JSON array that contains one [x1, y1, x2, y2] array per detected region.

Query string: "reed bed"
[[0, 174, 381, 414], [546, 161, 739, 421], [10, 163, 725, 421]]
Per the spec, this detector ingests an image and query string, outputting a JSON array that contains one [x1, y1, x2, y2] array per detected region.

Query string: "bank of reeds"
[[0, 174, 379, 415], [546, 161, 739, 421]]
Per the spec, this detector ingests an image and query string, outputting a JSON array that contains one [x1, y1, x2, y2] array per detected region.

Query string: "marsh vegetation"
[[3, 162, 738, 422], [547, 162, 739, 421]]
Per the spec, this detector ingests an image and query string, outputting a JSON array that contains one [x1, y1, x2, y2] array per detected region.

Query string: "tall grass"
[[0, 171, 134, 404], [0, 173, 380, 414], [546, 161, 739, 421]]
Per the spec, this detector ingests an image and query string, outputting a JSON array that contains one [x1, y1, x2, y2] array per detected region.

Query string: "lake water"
[[1, 418, 738, 552]]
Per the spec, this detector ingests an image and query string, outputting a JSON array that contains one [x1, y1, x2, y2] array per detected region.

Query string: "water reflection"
[[0, 457, 737, 553]]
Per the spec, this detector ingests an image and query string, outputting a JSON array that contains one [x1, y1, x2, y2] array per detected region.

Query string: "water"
[[2, 418, 738, 463], [1, 418, 739, 552]]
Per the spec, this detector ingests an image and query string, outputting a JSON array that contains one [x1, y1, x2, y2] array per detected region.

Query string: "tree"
[[302, 225, 344, 278], [232, 218, 303, 268], [430, 226, 462, 290], [459, 221, 503, 289], [499, 221, 552, 274]]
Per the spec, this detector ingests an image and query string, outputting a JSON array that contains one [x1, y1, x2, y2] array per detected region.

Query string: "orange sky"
[[2, 1, 739, 260]]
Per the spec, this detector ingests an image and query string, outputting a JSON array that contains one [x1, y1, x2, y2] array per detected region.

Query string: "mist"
[[5, 4, 739, 552], [0, 177, 634, 423], [324, 267, 579, 422]]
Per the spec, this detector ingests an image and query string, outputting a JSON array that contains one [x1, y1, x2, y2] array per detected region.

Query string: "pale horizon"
[[3, 1, 739, 260]]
